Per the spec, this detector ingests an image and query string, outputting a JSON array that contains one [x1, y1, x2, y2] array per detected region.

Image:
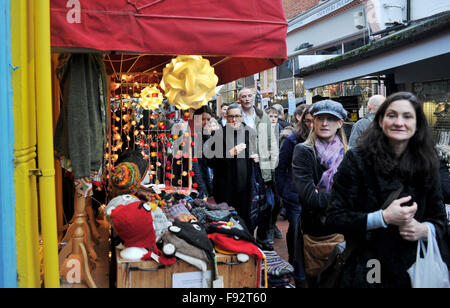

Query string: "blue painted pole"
[[0, 0, 17, 288]]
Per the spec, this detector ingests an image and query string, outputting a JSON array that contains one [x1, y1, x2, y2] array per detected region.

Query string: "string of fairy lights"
[[105, 55, 217, 191]]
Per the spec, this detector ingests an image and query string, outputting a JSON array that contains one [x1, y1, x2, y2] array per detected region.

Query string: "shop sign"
[[288, 0, 354, 33]]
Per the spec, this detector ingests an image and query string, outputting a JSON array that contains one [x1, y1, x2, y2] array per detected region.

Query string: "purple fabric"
[[315, 135, 345, 192]]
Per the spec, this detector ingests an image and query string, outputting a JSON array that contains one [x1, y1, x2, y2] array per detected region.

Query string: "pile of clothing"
[[263, 250, 295, 288], [105, 160, 293, 288]]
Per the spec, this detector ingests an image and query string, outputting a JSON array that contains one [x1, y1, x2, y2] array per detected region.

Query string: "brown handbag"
[[303, 233, 345, 277], [317, 184, 405, 288]]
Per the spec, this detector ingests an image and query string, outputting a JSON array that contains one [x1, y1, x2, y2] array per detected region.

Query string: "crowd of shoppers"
[[192, 89, 450, 288]]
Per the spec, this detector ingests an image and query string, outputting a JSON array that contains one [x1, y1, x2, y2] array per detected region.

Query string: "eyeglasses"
[[227, 115, 242, 119]]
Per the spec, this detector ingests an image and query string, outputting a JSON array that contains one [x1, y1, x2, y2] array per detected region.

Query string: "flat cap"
[[311, 99, 347, 120]]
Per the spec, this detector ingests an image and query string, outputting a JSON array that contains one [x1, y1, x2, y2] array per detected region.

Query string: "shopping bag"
[[407, 228, 450, 288]]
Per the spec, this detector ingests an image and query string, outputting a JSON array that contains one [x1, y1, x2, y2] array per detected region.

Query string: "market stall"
[[49, 0, 288, 288]]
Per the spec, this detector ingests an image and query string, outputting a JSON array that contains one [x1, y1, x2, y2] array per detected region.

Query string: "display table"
[[116, 248, 260, 288]]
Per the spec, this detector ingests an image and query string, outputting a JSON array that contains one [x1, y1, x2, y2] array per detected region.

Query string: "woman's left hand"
[[250, 154, 259, 163], [399, 219, 429, 241]]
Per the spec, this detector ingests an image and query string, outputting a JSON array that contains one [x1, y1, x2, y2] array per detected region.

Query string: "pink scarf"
[[315, 135, 345, 193]]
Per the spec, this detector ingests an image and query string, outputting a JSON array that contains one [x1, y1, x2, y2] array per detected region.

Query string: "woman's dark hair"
[[295, 105, 312, 142], [194, 105, 213, 116], [358, 92, 438, 184]]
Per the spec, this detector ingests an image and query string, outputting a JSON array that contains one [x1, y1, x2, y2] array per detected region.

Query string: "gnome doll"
[[109, 199, 175, 265]]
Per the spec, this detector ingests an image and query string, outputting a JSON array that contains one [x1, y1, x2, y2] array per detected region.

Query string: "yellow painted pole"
[[34, 0, 60, 288], [11, 0, 41, 288]]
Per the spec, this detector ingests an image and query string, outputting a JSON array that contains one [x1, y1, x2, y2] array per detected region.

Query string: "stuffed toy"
[[163, 221, 219, 287], [205, 214, 256, 244], [108, 199, 175, 265], [105, 194, 139, 228]]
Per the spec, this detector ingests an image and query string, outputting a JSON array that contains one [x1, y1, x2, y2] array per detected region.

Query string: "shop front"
[[295, 11, 450, 138], [13, 0, 289, 288]]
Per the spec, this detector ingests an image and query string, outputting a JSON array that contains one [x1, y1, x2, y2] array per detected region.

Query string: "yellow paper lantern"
[[160, 55, 218, 110], [140, 84, 164, 110]]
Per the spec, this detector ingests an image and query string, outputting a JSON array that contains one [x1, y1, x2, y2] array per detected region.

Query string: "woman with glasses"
[[205, 104, 259, 230], [292, 100, 349, 287]]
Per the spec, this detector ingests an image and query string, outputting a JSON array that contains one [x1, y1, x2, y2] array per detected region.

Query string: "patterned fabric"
[[315, 135, 345, 193], [264, 250, 294, 277], [164, 202, 191, 222], [74, 178, 93, 198], [111, 162, 140, 195], [191, 207, 234, 224], [151, 207, 171, 241]]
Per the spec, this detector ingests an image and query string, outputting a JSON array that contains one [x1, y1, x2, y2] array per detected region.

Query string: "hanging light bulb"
[[140, 84, 164, 110]]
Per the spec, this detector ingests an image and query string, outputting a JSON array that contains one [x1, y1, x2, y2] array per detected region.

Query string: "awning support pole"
[[35, 0, 60, 288]]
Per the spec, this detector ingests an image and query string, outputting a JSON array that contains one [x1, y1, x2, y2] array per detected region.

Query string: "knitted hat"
[[110, 200, 175, 265], [208, 232, 267, 288], [169, 221, 215, 260], [116, 149, 149, 182], [169, 221, 218, 283], [151, 207, 171, 241], [105, 194, 140, 227], [111, 162, 141, 195], [159, 232, 209, 263], [208, 233, 264, 260], [205, 214, 256, 244]]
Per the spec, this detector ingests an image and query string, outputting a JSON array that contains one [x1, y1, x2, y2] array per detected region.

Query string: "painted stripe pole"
[[34, 0, 60, 288]]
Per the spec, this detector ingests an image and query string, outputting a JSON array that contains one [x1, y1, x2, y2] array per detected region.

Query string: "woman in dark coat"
[[206, 104, 259, 229], [292, 100, 349, 286], [326, 92, 449, 288], [275, 104, 312, 285]]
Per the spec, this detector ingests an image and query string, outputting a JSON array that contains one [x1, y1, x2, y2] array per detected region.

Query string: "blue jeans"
[[284, 201, 305, 281]]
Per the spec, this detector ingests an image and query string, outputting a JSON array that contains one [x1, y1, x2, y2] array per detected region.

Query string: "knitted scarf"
[[315, 135, 345, 193]]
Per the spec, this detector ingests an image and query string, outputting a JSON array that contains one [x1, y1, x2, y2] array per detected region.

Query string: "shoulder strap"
[[381, 184, 404, 210], [341, 183, 404, 261]]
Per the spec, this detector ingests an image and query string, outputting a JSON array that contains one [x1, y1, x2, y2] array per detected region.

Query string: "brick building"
[[282, 0, 321, 20]]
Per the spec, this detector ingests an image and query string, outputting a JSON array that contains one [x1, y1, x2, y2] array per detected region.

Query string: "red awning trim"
[[51, 0, 287, 84]]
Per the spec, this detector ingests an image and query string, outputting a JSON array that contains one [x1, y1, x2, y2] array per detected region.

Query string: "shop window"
[[277, 58, 294, 80], [295, 79, 305, 98], [245, 75, 255, 88], [344, 35, 369, 53], [414, 80, 450, 143], [316, 43, 342, 55]]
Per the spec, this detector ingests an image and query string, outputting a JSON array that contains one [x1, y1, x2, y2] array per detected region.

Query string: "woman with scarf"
[[292, 100, 348, 287], [206, 104, 259, 230]]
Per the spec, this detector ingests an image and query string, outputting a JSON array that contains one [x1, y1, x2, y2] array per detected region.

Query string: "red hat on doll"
[[110, 201, 175, 265]]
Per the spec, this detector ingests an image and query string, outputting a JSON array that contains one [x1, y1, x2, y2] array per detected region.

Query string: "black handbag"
[[317, 184, 404, 288]]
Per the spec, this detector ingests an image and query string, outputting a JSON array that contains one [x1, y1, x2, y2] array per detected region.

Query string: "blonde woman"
[[291, 100, 348, 286]]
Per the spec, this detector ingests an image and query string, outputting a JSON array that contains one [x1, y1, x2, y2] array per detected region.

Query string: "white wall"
[[287, 5, 367, 56], [411, 0, 450, 20]]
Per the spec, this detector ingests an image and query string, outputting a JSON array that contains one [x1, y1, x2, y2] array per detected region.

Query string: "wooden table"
[[116, 248, 260, 288]]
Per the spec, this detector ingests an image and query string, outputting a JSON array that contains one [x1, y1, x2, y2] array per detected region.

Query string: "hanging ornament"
[[140, 84, 164, 110], [160, 55, 218, 110]]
